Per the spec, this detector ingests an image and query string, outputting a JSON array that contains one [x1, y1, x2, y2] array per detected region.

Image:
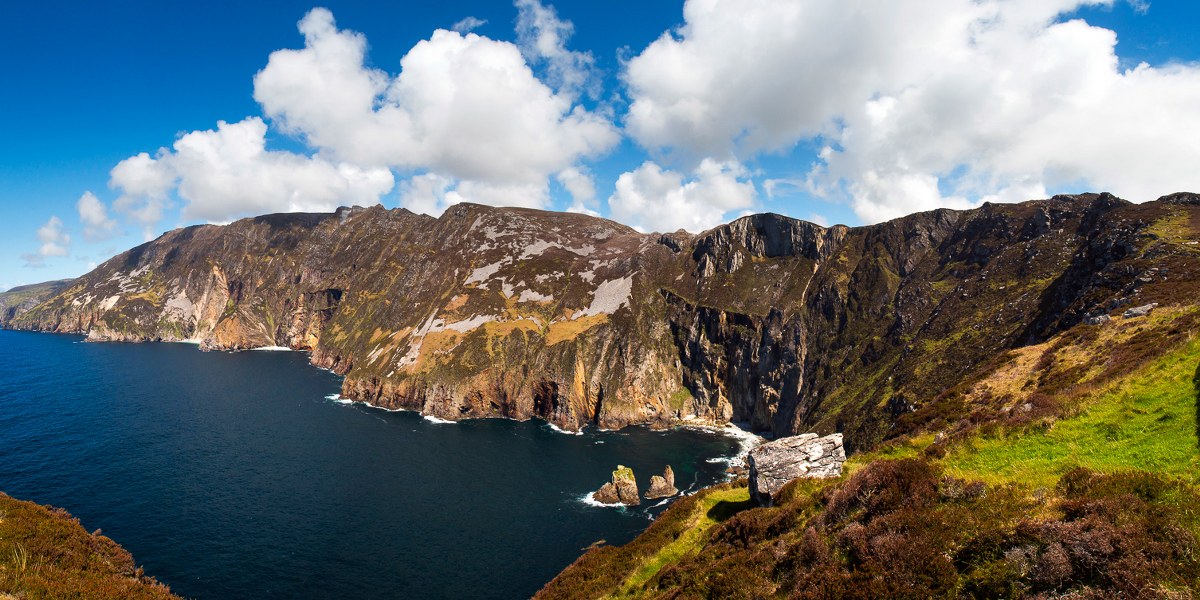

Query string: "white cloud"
[[398, 173, 547, 216], [36, 216, 70, 256], [110, 117, 395, 225], [111, 152, 174, 226], [626, 0, 1200, 223], [253, 8, 617, 210], [22, 216, 71, 268], [514, 0, 599, 100], [398, 173, 456, 217], [607, 159, 756, 233], [556, 167, 599, 215], [76, 191, 118, 242], [452, 16, 486, 33]]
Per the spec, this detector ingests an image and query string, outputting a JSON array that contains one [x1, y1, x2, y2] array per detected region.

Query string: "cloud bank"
[[624, 0, 1200, 223], [254, 7, 616, 214], [26, 0, 1200, 269]]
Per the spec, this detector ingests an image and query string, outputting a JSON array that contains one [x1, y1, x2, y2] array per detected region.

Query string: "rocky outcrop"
[[3, 194, 1198, 445], [645, 466, 678, 499], [1123, 303, 1158, 318], [594, 465, 639, 506], [749, 433, 846, 505]]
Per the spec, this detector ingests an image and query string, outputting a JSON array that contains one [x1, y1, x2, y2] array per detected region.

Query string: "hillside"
[[0, 279, 73, 322], [539, 306, 1200, 598], [3, 193, 1198, 453], [4, 192, 1199, 596], [0, 493, 179, 599]]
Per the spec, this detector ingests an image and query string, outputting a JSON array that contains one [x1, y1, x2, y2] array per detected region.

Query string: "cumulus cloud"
[[608, 160, 756, 232], [397, 173, 547, 216], [110, 152, 174, 227], [110, 117, 395, 225], [626, 0, 1200, 223], [22, 216, 71, 268], [76, 191, 118, 242], [515, 0, 599, 100], [451, 16, 486, 33], [556, 167, 599, 215], [254, 8, 617, 212]]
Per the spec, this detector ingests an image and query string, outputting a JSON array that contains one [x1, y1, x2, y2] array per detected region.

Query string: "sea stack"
[[645, 465, 679, 499], [593, 465, 640, 506]]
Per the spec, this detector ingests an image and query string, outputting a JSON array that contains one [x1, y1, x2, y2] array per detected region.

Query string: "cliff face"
[[5, 193, 1199, 446], [0, 279, 74, 322]]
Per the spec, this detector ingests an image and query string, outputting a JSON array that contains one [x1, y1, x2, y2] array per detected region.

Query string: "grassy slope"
[[0, 493, 179, 599], [539, 319, 1200, 599], [945, 336, 1200, 488]]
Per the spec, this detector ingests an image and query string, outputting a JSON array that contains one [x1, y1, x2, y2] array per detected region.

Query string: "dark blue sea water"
[[0, 330, 742, 599]]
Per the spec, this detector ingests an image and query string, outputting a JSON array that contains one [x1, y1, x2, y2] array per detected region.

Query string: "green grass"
[[611, 486, 752, 598], [943, 336, 1200, 488]]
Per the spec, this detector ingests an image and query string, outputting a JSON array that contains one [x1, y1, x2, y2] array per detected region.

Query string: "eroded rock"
[[645, 465, 678, 499], [749, 433, 845, 505], [594, 465, 639, 506]]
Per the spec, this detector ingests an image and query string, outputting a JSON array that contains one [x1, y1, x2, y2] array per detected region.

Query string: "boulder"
[[749, 433, 846, 505], [1085, 314, 1111, 326], [1123, 303, 1158, 318], [645, 465, 679, 499], [593, 465, 640, 506]]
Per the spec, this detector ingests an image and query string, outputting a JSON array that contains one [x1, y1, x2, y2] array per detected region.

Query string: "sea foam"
[[544, 421, 585, 436], [579, 492, 624, 509]]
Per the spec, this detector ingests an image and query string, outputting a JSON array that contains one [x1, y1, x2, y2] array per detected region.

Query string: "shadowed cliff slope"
[[5, 193, 1199, 449]]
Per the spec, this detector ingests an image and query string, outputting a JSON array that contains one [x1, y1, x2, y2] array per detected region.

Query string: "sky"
[[2, 0, 1199, 291]]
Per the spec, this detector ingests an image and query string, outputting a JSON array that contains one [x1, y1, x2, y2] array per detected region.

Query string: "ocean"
[[0, 329, 743, 598]]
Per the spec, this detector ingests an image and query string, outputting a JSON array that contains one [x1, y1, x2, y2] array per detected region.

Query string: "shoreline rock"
[[594, 465, 640, 506], [645, 465, 679, 499], [749, 433, 846, 506]]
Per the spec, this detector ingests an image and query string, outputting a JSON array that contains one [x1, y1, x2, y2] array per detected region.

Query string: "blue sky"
[[2, 0, 1199, 290]]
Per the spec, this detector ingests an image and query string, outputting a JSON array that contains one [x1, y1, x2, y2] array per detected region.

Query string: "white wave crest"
[[578, 492, 625, 509], [544, 421, 585, 436], [325, 394, 354, 405]]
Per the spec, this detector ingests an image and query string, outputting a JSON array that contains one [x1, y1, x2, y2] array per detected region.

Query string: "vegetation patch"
[[0, 493, 178, 599], [546, 314, 609, 346], [944, 336, 1200, 488]]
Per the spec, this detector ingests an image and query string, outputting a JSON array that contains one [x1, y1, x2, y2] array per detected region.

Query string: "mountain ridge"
[[4, 192, 1198, 451]]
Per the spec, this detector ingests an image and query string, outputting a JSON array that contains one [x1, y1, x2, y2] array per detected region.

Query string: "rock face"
[[645, 465, 678, 499], [749, 433, 846, 505], [594, 465, 639, 506], [1123, 303, 1158, 318], [2, 193, 1199, 447]]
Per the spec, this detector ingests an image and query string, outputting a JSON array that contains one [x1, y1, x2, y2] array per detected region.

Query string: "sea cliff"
[[4, 193, 1198, 450]]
